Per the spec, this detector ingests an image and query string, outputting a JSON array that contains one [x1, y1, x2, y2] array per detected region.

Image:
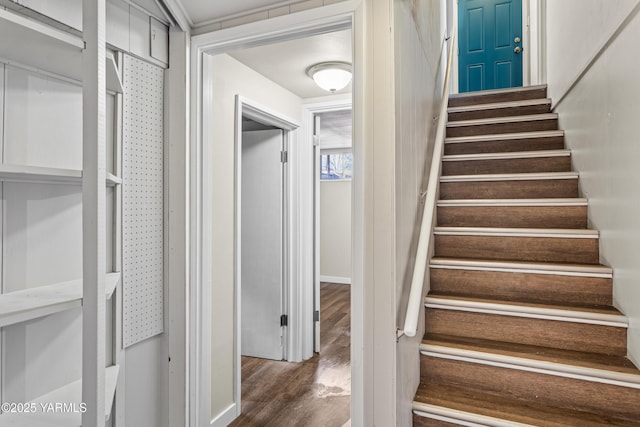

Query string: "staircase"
[[412, 85, 640, 426]]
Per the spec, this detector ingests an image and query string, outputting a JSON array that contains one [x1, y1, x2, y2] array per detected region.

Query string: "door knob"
[[514, 36, 521, 43], [514, 46, 522, 54]]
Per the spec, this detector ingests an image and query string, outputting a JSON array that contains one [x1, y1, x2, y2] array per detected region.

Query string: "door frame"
[[236, 95, 298, 371], [451, 0, 543, 93], [300, 96, 352, 358], [189, 4, 358, 425]]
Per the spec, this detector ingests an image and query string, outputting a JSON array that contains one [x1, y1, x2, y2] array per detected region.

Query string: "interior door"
[[458, 0, 523, 92], [313, 115, 321, 353], [241, 129, 285, 360]]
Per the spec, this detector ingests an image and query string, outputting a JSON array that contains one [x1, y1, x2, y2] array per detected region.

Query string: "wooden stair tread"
[[448, 85, 548, 108], [423, 333, 640, 376], [441, 171, 578, 182], [447, 113, 558, 128], [442, 149, 570, 161], [447, 98, 552, 114], [445, 130, 564, 144], [413, 383, 640, 427], [437, 198, 587, 207], [430, 257, 613, 276], [426, 293, 623, 317], [433, 226, 598, 237]]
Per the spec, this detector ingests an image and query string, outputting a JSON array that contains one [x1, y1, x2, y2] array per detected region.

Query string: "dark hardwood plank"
[[448, 86, 547, 108], [430, 266, 612, 306], [421, 356, 640, 422], [446, 118, 558, 138], [441, 155, 571, 175], [414, 383, 640, 426], [434, 234, 600, 264], [440, 179, 579, 200], [230, 283, 351, 427], [444, 134, 565, 155], [425, 308, 627, 356]]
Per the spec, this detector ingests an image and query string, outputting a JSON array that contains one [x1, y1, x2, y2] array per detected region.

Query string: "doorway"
[[312, 107, 353, 353], [240, 120, 287, 361], [458, 0, 524, 92]]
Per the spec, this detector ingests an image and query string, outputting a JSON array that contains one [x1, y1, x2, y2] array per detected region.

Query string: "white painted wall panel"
[[545, 0, 638, 101], [4, 66, 82, 170], [320, 181, 351, 281], [18, 0, 82, 30], [208, 52, 302, 421], [549, 3, 640, 365], [107, 0, 131, 52], [125, 335, 168, 427], [130, 7, 150, 61], [393, 0, 447, 425], [122, 54, 164, 347], [3, 184, 83, 290]]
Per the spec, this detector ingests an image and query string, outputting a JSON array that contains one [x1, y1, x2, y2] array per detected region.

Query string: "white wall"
[[545, 0, 640, 365], [545, 0, 638, 102], [207, 52, 302, 421], [320, 180, 352, 282], [125, 335, 169, 427], [393, 0, 447, 425]]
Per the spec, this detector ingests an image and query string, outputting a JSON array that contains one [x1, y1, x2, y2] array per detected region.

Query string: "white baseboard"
[[320, 275, 351, 284], [210, 403, 237, 427]]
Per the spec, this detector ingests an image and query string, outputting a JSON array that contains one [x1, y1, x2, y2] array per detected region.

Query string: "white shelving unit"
[[0, 164, 123, 186], [0, 8, 123, 93], [0, 365, 119, 427], [0, 4, 123, 426], [0, 273, 121, 328]]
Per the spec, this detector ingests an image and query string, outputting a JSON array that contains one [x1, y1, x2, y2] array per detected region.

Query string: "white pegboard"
[[122, 54, 164, 348]]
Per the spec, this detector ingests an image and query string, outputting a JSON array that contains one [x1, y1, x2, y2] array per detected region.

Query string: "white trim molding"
[[413, 402, 535, 427], [320, 275, 352, 285]]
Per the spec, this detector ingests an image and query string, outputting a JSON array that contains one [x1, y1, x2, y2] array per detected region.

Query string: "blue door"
[[458, 0, 523, 92]]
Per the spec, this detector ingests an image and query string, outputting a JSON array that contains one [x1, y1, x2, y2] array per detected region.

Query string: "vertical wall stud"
[[82, 0, 107, 425]]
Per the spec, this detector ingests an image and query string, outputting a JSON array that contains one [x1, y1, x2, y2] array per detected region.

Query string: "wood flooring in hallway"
[[229, 282, 351, 427]]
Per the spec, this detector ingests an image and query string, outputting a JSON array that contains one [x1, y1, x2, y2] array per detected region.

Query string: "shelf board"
[[0, 273, 122, 328], [0, 365, 120, 426], [0, 164, 121, 186], [0, 8, 123, 93], [0, 164, 82, 184]]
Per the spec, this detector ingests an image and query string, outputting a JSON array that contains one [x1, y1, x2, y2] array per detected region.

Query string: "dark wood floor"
[[230, 282, 351, 427]]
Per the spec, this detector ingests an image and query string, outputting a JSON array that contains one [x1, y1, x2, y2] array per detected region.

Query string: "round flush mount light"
[[306, 62, 352, 93]]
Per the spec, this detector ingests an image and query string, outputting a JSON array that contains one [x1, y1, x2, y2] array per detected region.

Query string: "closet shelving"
[[0, 8, 124, 93], [0, 365, 119, 426], [0, 273, 121, 328], [0, 164, 122, 186], [0, 5, 123, 425]]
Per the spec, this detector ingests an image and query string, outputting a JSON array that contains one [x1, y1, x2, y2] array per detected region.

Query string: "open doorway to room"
[[195, 22, 354, 426], [228, 34, 353, 426]]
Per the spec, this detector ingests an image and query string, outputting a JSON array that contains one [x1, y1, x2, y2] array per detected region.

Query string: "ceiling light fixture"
[[307, 62, 352, 93]]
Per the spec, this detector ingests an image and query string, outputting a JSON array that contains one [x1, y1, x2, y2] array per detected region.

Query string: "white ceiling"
[[228, 29, 353, 99], [176, 0, 298, 26]]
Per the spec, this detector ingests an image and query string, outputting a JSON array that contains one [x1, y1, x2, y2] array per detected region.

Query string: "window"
[[320, 150, 352, 180]]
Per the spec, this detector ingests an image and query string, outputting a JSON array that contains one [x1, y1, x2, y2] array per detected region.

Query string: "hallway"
[[230, 283, 351, 426]]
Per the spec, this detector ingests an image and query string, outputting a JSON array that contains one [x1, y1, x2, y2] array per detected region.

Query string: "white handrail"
[[401, 31, 456, 338]]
